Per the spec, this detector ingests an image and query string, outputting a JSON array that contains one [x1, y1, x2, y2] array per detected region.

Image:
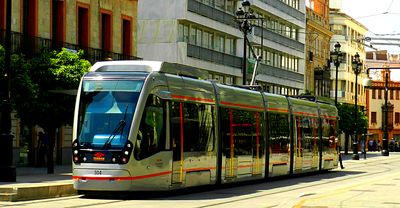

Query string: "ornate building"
[[0, 0, 139, 165], [305, 0, 333, 96], [0, 0, 138, 62], [366, 51, 400, 147]]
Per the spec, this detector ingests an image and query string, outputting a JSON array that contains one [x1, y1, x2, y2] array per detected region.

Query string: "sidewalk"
[[0, 165, 75, 202], [341, 150, 383, 160]]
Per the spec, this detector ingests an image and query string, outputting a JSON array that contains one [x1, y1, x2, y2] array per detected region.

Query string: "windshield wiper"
[[102, 105, 129, 150]]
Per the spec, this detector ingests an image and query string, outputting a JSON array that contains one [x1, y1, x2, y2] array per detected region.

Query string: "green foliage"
[[10, 53, 38, 124], [1, 46, 91, 129], [48, 49, 92, 89], [337, 103, 368, 135]]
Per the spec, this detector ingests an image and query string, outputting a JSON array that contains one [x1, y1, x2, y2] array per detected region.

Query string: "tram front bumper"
[[73, 168, 132, 191]]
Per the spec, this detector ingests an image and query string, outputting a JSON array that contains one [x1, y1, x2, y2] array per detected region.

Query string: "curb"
[[0, 184, 76, 202]]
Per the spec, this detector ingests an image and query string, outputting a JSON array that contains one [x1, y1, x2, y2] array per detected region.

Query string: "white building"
[[329, 8, 368, 107], [138, 0, 306, 95]]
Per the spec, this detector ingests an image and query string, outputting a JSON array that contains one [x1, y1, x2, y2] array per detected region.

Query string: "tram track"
[[2, 156, 398, 208]]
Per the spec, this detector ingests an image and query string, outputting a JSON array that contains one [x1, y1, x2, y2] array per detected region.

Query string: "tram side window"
[[296, 116, 317, 157], [135, 95, 166, 160], [321, 118, 336, 153], [221, 108, 264, 157], [269, 113, 290, 153], [170, 102, 215, 153]]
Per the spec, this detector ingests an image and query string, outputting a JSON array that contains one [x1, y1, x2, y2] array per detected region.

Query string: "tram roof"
[[90, 60, 209, 80]]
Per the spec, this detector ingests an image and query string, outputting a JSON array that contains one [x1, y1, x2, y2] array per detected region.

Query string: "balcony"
[[330, 90, 346, 98], [187, 0, 236, 27], [258, 0, 305, 22], [187, 44, 242, 68], [0, 30, 141, 64], [253, 26, 304, 52], [306, 7, 329, 29]]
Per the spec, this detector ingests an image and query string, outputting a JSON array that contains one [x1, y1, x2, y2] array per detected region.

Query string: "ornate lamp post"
[[382, 70, 390, 156], [235, 0, 256, 85], [331, 42, 342, 105], [351, 52, 362, 160], [0, 0, 16, 181]]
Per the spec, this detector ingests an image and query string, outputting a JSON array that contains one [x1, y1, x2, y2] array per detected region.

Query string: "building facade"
[[0, 0, 138, 62], [329, 8, 368, 107], [0, 0, 138, 165], [365, 51, 400, 148], [138, 0, 306, 95], [305, 0, 333, 97]]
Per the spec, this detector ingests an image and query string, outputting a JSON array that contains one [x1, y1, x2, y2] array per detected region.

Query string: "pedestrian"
[[336, 138, 344, 169], [368, 140, 373, 151], [37, 132, 46, 167], [372, 140, 377, 151]]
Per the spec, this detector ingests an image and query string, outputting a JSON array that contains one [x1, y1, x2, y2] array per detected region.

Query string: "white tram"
[[72, 61, 339, 193]]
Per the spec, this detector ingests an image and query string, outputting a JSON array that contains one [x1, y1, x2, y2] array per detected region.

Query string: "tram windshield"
[[77, 80, 143, 149]]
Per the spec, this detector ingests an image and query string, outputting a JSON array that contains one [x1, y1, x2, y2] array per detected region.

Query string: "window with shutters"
[[371, 112, 377, 124]]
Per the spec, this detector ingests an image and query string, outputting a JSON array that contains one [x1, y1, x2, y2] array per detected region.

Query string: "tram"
[[72, 61, 339, 192]]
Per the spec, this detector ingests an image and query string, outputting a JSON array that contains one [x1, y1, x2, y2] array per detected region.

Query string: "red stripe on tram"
[[171, 95, 214, 103], [72, 171, 172, 181], [220, 101, 264, 110], [268, 108, 289, 113]]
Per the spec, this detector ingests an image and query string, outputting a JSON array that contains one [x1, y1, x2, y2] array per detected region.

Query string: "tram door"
[[171, 102, 184, 184], [224, 109, 238, 178]]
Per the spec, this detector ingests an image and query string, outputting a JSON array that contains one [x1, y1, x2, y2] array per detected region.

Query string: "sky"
[[340, 0, 400, 54]]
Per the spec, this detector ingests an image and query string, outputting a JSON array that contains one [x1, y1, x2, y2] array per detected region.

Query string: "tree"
[[31, 48, 91, 173], [1, 46, 91, 172], [337, 103, 368, 154]]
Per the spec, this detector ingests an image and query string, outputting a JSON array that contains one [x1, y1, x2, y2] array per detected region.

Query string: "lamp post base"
[[352, 153, 359, 160], [0, 132, 16, 182], [381, 149, 389, 156], [0, 166, 16, 182]]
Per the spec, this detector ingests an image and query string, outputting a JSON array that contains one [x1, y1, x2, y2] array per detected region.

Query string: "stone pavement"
[[0, 165, 75, 202], [0, 151, 384, 202]]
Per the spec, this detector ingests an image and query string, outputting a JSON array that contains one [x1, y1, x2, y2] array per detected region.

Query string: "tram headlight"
[[118, 141, 133, 164], [72, 140, 81, 164]]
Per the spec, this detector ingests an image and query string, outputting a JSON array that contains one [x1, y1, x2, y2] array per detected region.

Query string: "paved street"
[[1, 152, 400, 208]]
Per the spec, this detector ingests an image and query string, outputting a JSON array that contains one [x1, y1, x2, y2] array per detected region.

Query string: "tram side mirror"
[[363, 77, 372, 88]]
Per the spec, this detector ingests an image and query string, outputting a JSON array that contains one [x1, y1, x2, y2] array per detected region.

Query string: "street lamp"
[[236, 0, 256, 85], [351, 52, 362, 160], [0, 0, 16, 181], [382, 70, 390, 156], [331, 42, 342, 105]]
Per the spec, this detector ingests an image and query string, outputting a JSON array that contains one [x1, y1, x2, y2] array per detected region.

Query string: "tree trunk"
[[46, 128, 56, 174]]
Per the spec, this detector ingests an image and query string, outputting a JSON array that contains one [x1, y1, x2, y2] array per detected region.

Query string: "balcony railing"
[[187, 44, 242, 68], [0, 29, 141, 64], [259, 0, 305, 22], [306, 7, 329, 29], [253, 26, 304, 52], [187, 0, 237, 27]]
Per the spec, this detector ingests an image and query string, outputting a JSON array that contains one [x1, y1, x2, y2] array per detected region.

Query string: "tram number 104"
[[94, 170, 102, 175]]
